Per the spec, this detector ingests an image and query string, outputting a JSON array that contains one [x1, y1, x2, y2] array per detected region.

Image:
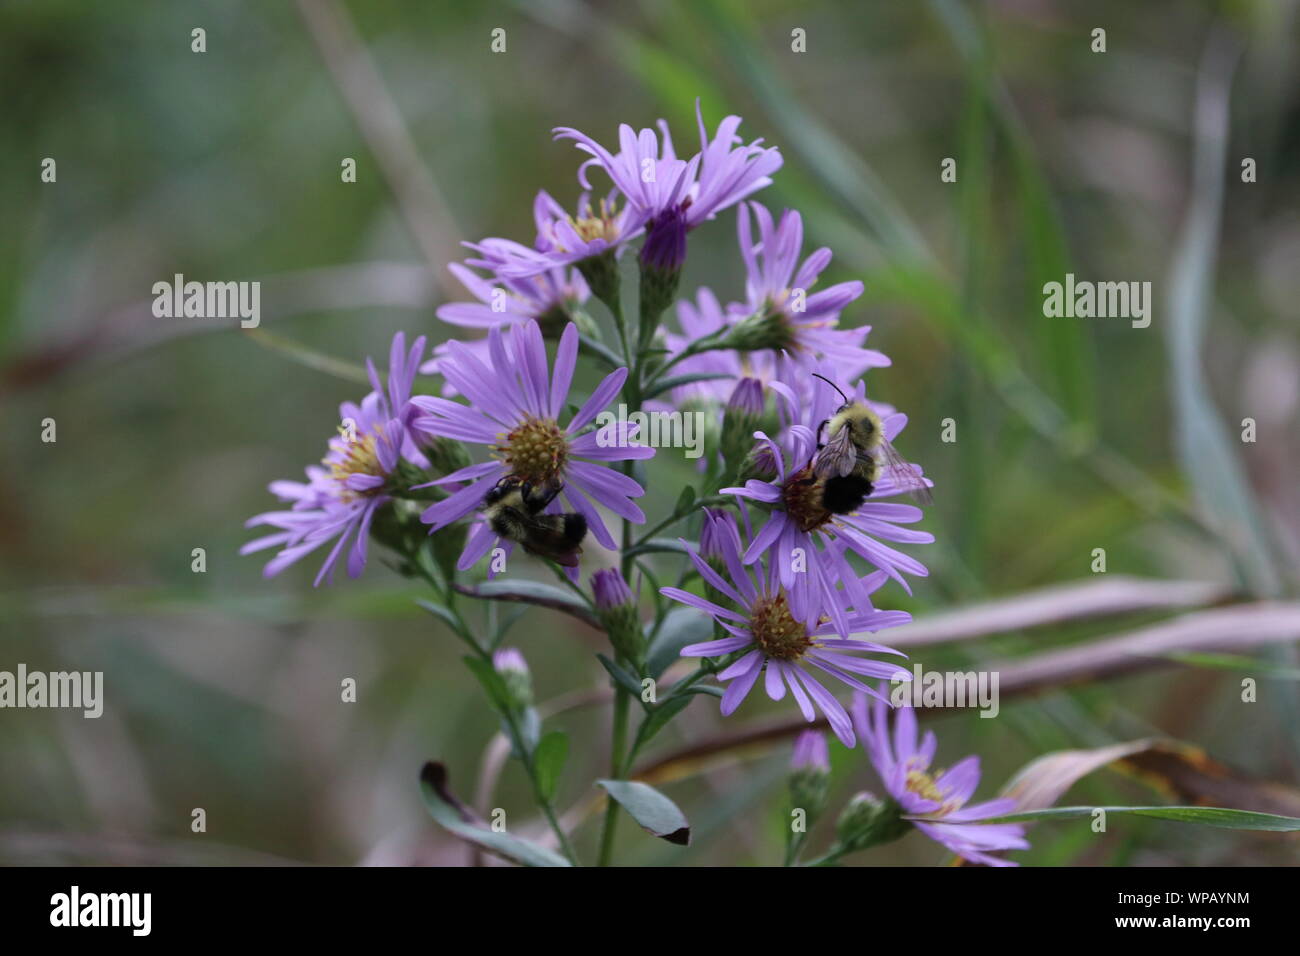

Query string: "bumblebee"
[[482, 475, 588, 567], [810, 373, 932, 509]]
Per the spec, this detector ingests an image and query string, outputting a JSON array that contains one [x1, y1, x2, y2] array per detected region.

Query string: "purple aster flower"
[[854, 693, 1029, 866], [465, 190, 642, 280], [661, 510, 910, 747], [791, 729, 831, 773], [433, 259, 589, 331], [554, 117, 697, 230], [722, 366, 932, 608], [411, 320, 654, 572], [726, 202, 889, 380], [555, 101, 781, 233], [242, 332, 428, 586]]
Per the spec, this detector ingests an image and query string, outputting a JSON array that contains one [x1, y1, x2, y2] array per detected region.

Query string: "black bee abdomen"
[[822, 474, 873, 514], [562, 513, 588, 545]]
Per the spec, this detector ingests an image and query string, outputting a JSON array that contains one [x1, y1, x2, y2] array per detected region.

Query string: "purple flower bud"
[[638, 204, 689, 274], [592, 568, 634, 611], [492, 647, 533, 709], [726, 376, 764, 417], [493, 647, 529, 677], [791, 729, 830, 773], [593, 569, 644, 664], [699, 508, 738, 561]]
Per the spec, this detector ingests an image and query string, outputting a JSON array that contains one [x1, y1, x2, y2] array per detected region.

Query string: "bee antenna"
[[811, 373, 849, 404]]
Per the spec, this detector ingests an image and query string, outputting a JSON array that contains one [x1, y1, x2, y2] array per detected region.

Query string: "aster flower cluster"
[[240, 102, 1026, 867]]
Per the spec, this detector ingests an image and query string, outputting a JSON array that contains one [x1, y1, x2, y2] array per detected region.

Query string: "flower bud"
[[493, 647, 533, 709], [638, 208, 688, 348], [592, 569, 644, 665], [422, 435, 472, 477], [721, 377, 765, 474], [698, 507, 735, 564], [721, 304, 794, 352], [834, 791, 909, 853], [788, 730, 831, 824], [576, 249, 620, 314], [734, 437, 779, 483]]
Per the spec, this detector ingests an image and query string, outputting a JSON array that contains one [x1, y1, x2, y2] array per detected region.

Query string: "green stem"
[[412, 560, 580, 864], [514, 724, 580, 865], [645, 329, 729, 383], [631, 494, 729, 550], [596, 684, 631, 866]]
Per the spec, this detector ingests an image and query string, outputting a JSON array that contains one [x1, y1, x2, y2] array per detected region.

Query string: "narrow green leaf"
[[419, 762, 571, 866], [643, 372, 733, 400], [1164, 651, 1300, 679], [988, 805, 1300, 832], [416, 599, 461, 635], [596, 779, 691, 845], [627, 538, 691, 559], [637, 695, 694, 747], [646, 607, 713, 679], [675, 485, 697, 514], [534, 731, 569, 802], [462, 655, 510, 713], [596, 653, 645, 700]]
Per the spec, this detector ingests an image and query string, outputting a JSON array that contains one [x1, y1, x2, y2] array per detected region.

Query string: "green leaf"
[[467, 579, 596, 627], [595, 779, 691, 845], [413, 540, 447, 593], [627, 538, 691, 558], [988, 805, 1300, 832], [491, 605, 531, 647], [462, 655, 510, 713], [419, 762, 571, 866], [473, 578, 589, 610], [1164, 651, 1300, 680], [534, 731, 569, 802], [643, 372, 733, 400], [675, 484, 697, 514], [637, 695, 694, 747], [416, 599, 461, 636], [596, 653, 645, 700], [646, 607, 713, 679]]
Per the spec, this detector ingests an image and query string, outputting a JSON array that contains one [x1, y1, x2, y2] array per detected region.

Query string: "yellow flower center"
[[494, 415, 568, 483], [904, 764, 958, 815], [749, 593, 814, 661], [328, 427, 386, 500], [560, 198, 621, 249]]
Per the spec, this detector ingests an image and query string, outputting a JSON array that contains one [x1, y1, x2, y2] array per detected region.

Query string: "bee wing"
[[813, 425, 858, 479], [518, 514, 584, 566], [878, 439, 933, 505]]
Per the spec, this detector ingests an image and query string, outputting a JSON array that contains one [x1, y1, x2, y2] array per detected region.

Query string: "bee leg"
[[522, 478, 562, 512]]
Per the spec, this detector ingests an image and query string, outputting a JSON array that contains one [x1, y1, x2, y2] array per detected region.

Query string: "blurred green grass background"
[[1, 0, 1297, 865]]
